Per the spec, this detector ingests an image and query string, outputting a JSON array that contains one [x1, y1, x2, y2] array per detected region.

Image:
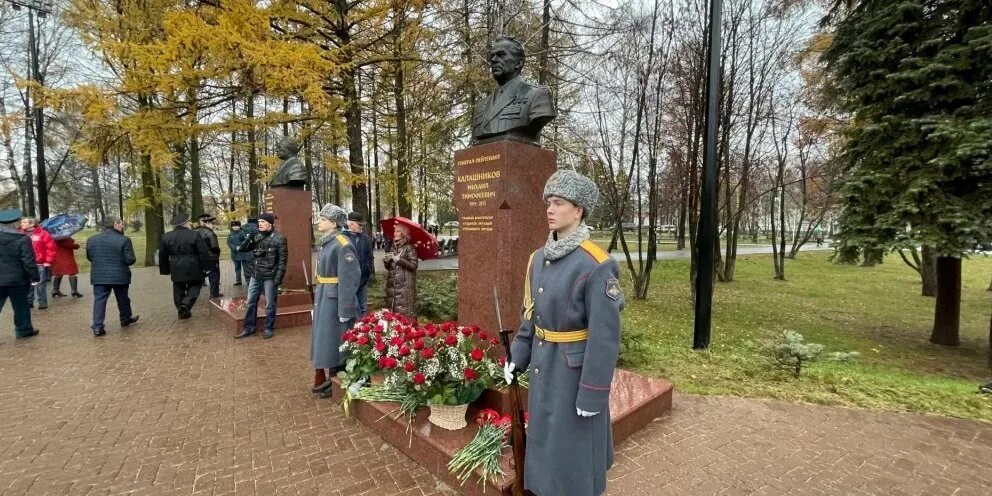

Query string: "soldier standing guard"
[[504, 170, 624, 496], [310, 204, 362, 399]]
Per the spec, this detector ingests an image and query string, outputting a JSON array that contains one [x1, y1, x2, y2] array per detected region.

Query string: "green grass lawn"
[[618, 252, 992, 422]]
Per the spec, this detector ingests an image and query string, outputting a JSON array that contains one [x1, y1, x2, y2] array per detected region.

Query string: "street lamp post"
[[693, 0, 723, 350], [6, 0, 54, 219]]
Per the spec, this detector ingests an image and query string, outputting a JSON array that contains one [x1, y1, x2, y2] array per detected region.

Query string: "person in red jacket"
[[52, 237, 83, 298], [19, 217, 56, 309]]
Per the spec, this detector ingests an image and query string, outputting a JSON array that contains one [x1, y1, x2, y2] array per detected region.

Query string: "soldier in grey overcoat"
[[310, 204, 361, 398], [506, 170, 624, 496]]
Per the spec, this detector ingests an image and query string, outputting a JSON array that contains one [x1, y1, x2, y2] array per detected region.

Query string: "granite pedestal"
[[334, 369, 673, 496], [453, 140, 556, 335]]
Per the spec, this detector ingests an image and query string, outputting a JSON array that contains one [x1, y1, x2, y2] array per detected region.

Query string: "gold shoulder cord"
[[522, 252, 536, 320]]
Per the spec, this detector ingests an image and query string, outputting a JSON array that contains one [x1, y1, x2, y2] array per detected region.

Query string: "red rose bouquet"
[[400, 321, 501, 406], [448, 408, 529, 486]]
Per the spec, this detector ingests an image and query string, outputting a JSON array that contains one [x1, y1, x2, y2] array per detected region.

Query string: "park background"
[[2, 0, 990, 422]]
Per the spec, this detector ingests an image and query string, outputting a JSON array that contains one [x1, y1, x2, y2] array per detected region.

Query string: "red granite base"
[[208, 292, 313, 333], [334, 369, 673, 496]]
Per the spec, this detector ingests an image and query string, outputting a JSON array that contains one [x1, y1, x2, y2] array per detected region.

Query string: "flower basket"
[[428, 403, 469, 430]]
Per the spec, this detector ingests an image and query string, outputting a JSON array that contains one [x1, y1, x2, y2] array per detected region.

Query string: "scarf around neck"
[[543, 223, 591, 261]]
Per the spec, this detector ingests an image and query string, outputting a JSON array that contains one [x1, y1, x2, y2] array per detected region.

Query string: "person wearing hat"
[[196, 214, 223, 298], [0, 208, 40, 339], [19, 216, 56, 310], [503, 170, 624, 496], [234, 212, 287, 339], [344, 211, 375, 316], [309, 204, 362, 397], [226, 220, 250, 286], [85, 218, 139, 336], [159, 212, 212, 319]]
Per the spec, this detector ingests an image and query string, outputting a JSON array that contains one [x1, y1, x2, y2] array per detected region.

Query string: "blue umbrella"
[[41, 213, 88, 240]]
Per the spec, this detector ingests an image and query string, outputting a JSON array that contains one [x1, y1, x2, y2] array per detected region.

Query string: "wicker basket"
[[428, 403, 469, 430]]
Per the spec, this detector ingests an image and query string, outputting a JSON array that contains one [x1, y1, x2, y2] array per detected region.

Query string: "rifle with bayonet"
[[495, 287, 526, 496]]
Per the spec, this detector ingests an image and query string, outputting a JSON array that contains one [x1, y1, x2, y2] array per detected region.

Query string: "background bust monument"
[[470, 36, 557, 146], [269, 137, 307, 189]]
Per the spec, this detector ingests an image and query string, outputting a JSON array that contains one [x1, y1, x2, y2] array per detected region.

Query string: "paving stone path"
[[1, 267, 990, 496]]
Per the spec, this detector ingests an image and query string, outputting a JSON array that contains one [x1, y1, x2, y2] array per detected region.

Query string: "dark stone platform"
[[334, 369, 673, 496], [208, 292, 313, 333]]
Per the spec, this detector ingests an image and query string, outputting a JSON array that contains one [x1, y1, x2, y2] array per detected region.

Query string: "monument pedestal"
[[210, 187, 314, 332], [334, 370, 673, 496], [453, 140, 556, 334]]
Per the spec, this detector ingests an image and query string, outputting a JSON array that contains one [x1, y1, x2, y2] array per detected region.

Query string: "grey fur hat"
[[543, 170, 599, 218], [319, 203, 348, 228]]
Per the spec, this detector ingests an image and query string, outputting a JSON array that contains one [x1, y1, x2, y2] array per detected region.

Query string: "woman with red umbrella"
[[380, 217, 437, 319]]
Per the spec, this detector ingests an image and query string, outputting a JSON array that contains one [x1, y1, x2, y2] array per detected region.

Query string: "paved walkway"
[[1, 266, 990, 496]]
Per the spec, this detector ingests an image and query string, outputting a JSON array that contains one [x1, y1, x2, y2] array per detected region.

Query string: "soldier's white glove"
[[503, 362, 515, 385], [577, 408, 600, 417], [339, 317, 350, 323]]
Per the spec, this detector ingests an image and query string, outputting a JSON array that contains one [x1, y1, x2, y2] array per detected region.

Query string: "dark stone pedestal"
[[453, 140, 556, 334], [335, 369, 673, 496], [208, 292, 312, 333], [264, 188, 314, 292]]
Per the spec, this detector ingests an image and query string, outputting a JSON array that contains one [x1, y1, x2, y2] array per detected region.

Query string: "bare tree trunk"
[[677, 174, 687, 250], [344, 68, 368, 218], [139, 151, 163, 266], [930, 255, 961, 346], [393, 10, 411, 218], [0, 90, 22, 207], [93, 158, 106, 221], [246, 93, 260, 216]]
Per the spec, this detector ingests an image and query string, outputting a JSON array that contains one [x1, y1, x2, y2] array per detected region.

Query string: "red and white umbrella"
[[379, 216, 439, 260]]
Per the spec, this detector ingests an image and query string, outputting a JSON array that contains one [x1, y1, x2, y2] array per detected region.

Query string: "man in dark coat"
[[226, 220, 250, 286], [234, 212, 287, 339], [196, 214, 223, 298], [505, 170, 623, 496], [86, 218, 139, 336], [344, 211, 375, 316], [0, 209, 40, 339], [159, 213, 211, 319]]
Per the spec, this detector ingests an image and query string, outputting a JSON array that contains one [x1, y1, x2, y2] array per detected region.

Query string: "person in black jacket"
[[159, 213, 211, 319], [196, 214, 223, 298], [234, 212, 287, 339], [86, 218, 139, 336], [0, 209, 40, 339], [345, 211, 375, 316]]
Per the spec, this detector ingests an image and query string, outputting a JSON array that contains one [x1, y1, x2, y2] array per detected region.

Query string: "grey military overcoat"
[[311, 233, 361, 370], [509, 240, 624, 496]]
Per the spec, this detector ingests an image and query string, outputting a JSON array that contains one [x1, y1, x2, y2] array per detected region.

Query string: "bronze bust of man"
[[470, 36, 557, 146], [269, 137, 307, 189]]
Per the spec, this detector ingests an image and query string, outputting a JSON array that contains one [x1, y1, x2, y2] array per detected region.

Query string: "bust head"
[[489, 36, 525, 85], [275, 137, 301, 160]]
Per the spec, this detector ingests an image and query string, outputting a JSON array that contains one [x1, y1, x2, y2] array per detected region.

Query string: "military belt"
[[315, 276, 339, 284], [534, 326, 589, 343]]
